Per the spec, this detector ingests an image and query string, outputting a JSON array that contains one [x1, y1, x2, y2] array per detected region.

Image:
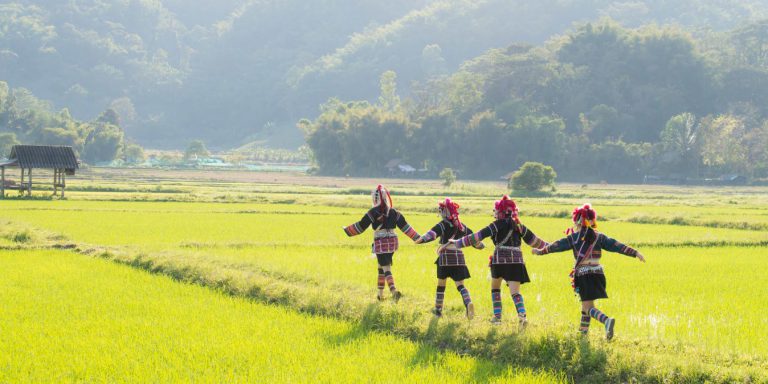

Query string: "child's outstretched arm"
[[519, 224, 548, 249], [600, 234, 645, 262], [396, 212, 421, 242], [532, 236, 572, 255], [416, 223, 444, 244], [342, 210, 374, 237], [451, 224, 494, 249], [464, 225, 486, 250]]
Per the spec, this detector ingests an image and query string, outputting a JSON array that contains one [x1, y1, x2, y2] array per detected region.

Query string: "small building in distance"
[[385, 158, 426, 176], [0, 145, 79, 198]]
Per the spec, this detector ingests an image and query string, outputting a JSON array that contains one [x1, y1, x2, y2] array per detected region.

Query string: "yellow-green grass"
[[2, 199, 767, 356], [0, 250, 562, 383], [5, 195, 768, 228], [3, 180, 768, 382], [14, 167, 768, 208], [1, 201, 766, 248], [173, 244, 768, 356]]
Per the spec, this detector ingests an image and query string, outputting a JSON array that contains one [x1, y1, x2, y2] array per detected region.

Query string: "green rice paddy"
[[1, 170, 766, 383]]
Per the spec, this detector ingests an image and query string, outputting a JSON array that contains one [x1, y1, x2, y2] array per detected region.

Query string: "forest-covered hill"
[[2, 0, 767, 148]]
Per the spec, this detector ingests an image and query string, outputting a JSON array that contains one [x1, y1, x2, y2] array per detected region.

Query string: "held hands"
[[636, 252, 646, 263], [414, 237, 424, 244], [532, 248, 545, 255]]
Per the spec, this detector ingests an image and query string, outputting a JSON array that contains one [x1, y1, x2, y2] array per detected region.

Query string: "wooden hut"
[[0, 145, 79, 198]]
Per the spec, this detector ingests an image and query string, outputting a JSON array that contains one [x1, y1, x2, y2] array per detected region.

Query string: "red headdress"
[[371, 184, 393, 215], [570, 203, 597, 233], [438, 198, 463, 231], [494, 195, 520, 224]]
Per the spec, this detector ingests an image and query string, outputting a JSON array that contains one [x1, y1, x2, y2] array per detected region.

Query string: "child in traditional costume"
[[415, 198, 485, 319], [532, 204, 645, 340], [444, 195, 547, 327], [343, 185, 421, 301]]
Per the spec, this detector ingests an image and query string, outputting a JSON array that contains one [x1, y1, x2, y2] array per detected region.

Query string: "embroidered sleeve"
[[396, 212, 421, 241], [600, 234, 638, 257], [418, 223, 443, 244], [455, 224, 494, 249], [540, 236, 572, 254], [464, 226, 485, 249], [519, 224, 548, 249], [343, 210, 374, 237]]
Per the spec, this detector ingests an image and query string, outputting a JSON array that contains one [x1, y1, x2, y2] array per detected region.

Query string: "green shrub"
[[508, 162, 557, 191], [439, 167, 456, 187], [12, 230, 34, 243]]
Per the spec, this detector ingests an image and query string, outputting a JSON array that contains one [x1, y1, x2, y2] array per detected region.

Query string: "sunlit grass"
[[0, 250, 563, 383], [2, 176, 767, 382], [1, 201, 767, 248]]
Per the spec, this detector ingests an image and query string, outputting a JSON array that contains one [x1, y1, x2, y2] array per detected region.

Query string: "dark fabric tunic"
[[541, 228, 638, 274], [343, 207, 420, 254], [420, 219, 476, 266]]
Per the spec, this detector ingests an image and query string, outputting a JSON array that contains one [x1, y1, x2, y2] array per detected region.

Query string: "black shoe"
[[466, 302, 475, 320], [392, 290, 402, 302], [376, 292, 384, 301], [431, 308, 443, 318], [605, 318, 615, 341]]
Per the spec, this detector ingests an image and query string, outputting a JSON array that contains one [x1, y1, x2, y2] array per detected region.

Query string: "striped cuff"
[[528, 237, 547, 249], [621, 245, 638, 257], [401, 224, 420, 241], [343, 223, 363, 237], [419, 230, 437, 243], [455, 233, 481, 249]]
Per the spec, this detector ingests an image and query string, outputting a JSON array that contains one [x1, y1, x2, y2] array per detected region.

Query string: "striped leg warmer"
[[384, 271, 396, 292], [589, 307, 609, 324], [511, 293, 526, 319], [491, 289, 502, 320], [457, 285, 472, 308], [580, 311, 591, 334], [435, 286, 446, 313], [377, 268, 385, 291]]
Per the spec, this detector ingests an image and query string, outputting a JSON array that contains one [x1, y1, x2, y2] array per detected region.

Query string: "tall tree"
[[659, 113, 700, 175], [378, 70, 401, 112]]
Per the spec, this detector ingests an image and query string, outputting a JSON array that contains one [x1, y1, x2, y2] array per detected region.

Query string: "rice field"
[[0, 250, 559, 383], [1, 169, 767, 383]]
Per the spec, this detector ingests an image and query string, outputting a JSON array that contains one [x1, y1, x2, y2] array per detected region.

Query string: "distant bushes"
[[509, 162, 557, 192]]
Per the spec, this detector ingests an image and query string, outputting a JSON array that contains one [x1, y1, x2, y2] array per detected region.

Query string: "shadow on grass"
[[0, 194, 59, 200], [319, 302, 608, 382], [322, 305, 517, 382]]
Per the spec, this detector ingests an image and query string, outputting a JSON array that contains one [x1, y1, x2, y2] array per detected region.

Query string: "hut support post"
[[20, 168, 24, 196], [1, 166, 4, 199], [62, 172, 66, 198], [28, 168, 32, 196], [53, 169, 58, 196]]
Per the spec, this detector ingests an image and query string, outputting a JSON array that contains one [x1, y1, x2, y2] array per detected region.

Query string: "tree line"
[[302, 21, 768, 182], [0, 81, 142, 164]]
